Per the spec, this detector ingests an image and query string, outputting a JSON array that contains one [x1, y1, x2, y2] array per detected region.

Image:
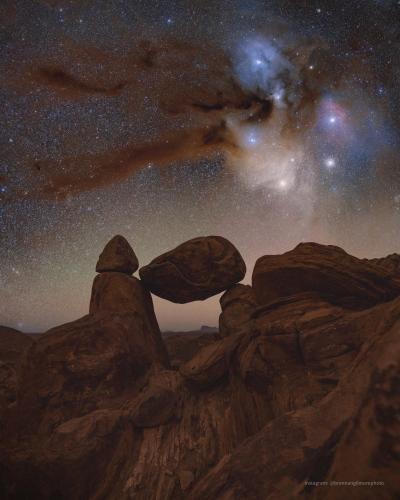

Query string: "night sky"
[[1, 0, 400, 332]]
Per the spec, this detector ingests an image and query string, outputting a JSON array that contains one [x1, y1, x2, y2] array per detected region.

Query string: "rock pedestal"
[[10, 235, 169, 436]]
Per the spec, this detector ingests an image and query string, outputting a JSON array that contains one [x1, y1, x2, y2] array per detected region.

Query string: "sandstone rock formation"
[[189, 298, 400, 500], [253, 242, 400, 309], [0, 326, 33, 410], [1, 239, 399, 499], [367, 252, 400, 275], [163, 330, 219, 369], [218, 284, 258, 337], [139, 236, 246, 303], [95, 234, 139, 274]]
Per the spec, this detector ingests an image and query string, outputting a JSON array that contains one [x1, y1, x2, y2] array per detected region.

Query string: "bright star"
[[324, 158, 336, 168]]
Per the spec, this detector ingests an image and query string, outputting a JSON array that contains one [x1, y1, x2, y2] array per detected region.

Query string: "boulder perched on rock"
[[219, 284, 258, 337], [253, 242, 400, 309], [96, 235, 138, 274], [2, 239, 400, 500], [139, 236, 246, 303]]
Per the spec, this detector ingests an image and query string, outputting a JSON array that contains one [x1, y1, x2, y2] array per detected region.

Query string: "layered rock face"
[[253, 242, 400, 309], [139, 236, 246, 303], [1, 238, 400, 499], [218, 284, 258, 337]]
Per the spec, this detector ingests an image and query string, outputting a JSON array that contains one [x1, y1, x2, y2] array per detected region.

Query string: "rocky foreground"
[[0, 236, 399, 499]]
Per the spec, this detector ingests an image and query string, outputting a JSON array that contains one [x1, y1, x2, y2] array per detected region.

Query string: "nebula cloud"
[[232, 37, 297, 106]]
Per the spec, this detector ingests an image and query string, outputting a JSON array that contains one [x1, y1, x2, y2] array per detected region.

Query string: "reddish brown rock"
[[0, 326, 34, 410], [188, 298, 400, 500], [139, 236, 246, 303], [89, 271, 159, 326], [129, 383, 177, 427], [5, 251, 169, 437], [2, 241, 400, 500], [219, 284, 258, 337], [163, 330, 220, 369], [180, 339, 230, 388], [367, 252, 400, 276], [12, 312, 169, 435], [96, 235, 139, 274], [252, 242, 400, 309]]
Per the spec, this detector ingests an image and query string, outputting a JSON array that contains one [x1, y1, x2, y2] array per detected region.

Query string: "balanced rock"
[[4, 241, 400, 499], [96, 235, 138, 274], [219, 284, 258, 337], [139, 236, 246, 303], [253, 242, 400, 309]]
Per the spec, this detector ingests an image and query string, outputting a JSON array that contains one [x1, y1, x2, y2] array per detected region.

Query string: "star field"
[[1, 0, 400, 331]]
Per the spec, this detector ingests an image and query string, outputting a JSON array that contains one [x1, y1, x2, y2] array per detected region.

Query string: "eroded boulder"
[[96, 235, 139, 274], [252, 242, 400, 309], [139, 236, 246, 303]]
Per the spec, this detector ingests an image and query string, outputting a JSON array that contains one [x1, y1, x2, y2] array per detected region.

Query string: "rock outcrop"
[[1, 236, 169, 439], [189, 298, 400, 500], [163, 330, 219, 369], [139, 236, 246, 303], [367, 252, 400, 276], [1, 239, 400, 499], [253, 242, 400, 309], [0, 326, 34, 410], [218, 284, 258, 337]]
